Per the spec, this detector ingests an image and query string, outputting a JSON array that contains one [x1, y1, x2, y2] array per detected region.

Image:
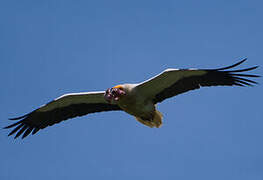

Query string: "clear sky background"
[[0, 1, 262, 180]]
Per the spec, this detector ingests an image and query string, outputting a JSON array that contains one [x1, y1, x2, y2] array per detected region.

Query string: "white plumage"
[[5, 59, 259, 139]]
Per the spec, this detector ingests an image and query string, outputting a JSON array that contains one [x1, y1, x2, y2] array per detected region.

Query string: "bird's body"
[[5, 59, 260, 139], [114, 84, 162, 127], [113, 84, 152, 117]]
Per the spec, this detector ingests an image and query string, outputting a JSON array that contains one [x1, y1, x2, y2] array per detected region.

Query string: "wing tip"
[[215, 58, 248, 71], [9, 113, 30, 120], [216, 58, 259, 87], [5, 114, 39, 139]]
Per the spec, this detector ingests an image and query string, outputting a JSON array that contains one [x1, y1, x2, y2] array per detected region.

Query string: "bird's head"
[[104, 85, 126, 103]]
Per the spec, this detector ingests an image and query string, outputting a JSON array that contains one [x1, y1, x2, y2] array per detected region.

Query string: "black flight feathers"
[[4, 58, 259, 139], [4, 103, 121, 139], [153, 58, 259, 103]]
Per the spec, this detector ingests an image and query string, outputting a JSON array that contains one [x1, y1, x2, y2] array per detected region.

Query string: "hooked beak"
[[104, 88, 113, 103], [104, 87, 126, 103]]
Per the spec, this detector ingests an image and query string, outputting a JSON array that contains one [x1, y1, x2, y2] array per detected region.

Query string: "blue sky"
[[0, 0, 262, 179]]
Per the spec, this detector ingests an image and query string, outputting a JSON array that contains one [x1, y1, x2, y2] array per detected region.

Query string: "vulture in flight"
[[5, 59, 259, 139]]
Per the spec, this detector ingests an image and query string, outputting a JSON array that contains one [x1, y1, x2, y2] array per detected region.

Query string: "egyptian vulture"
[[5, 59, 259, 139]]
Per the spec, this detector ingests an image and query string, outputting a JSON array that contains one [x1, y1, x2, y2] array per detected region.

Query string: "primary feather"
[[5, 58, 259, 139]]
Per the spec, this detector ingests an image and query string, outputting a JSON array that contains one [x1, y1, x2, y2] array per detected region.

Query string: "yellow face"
[[113, 85, 124, 90]]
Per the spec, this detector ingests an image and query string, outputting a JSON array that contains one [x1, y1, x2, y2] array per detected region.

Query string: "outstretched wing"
[[5, 91, 122, 139], [135, 59, 259, 104]]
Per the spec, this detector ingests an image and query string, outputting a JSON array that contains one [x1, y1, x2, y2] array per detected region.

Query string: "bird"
[[4, 58, 259, 139]]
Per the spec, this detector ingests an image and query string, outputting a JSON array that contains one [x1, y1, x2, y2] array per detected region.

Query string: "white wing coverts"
[[5, 58, 259, 139], [5, 91, 122, 139], [135, 59, 259, 104]]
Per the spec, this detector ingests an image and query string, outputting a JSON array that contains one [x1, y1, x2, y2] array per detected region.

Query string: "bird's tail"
[[135, 110, 163, 128]]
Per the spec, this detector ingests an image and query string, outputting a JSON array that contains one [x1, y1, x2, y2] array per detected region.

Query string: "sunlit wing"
[[135, 59, 260, 104], [5, 91, 122, 139]]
